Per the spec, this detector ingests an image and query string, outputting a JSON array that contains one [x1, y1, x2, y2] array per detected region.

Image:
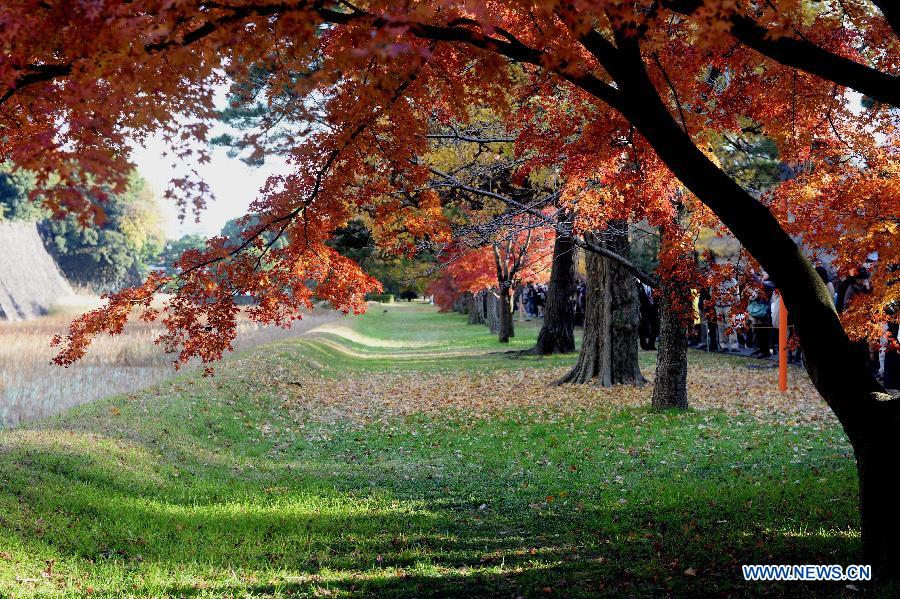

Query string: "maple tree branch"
[[661, 0, 900, 107], [554, 8, 621, 76], [160, 54, 424, 297], [0, 1, 311, 107], [650, 51, 688, 135], [313, 6, 625, 110], [0, 63, 72, 106], [428, 166, 659, 287], [870, 0, 900, 39], [3, 3, 624, 114], [425, 132, 516, 144]]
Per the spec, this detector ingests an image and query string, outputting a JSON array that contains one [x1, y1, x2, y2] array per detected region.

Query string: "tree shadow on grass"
[[0, 432, 871, 598], [157, 558, 869, 599]]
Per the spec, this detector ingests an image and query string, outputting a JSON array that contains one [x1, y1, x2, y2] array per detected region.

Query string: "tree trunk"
[[456, 292, 470, 314], [651, 274, 689, 410], [609, 39, 896, 577], [532, 212, 577, 354], [650, 223, 690, 409], [468, 291, 485, 325], [557, 224, 645, 386], [857, 433, 900, 578], [485, 291, 500, 334], [498, 285, 514, 343]]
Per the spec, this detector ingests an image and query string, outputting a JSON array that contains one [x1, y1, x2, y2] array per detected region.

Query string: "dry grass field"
[[0, 296, 337, 429]]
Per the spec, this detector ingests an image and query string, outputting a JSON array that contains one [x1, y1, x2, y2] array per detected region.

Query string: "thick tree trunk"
[[468, 291, 485, 325], [651, 275, 689, 410], [455, 292, 470, 315], [608, 40, 897, 577], [532, 212, 576, 354], [651, 224, 690, 409], [497, 285, 514, 343], [557, 224, 645, 386], [485, 292, 500, 334], [854, 428, 900, 580], [857, 434, 900, 577]]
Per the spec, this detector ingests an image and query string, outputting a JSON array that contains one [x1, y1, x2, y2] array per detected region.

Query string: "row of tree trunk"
[[463, 289, 512, 338], [453, 219, 690, 410]]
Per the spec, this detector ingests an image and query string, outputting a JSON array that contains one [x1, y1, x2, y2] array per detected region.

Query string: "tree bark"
[[497, 285, 513, 343], [557, 224, 645, 386], [468, 291, 485, 325], [532, 212, 577, 354], [651, 273, 690, 410], [485, 291, 500, 334], [650, 224, 690, 410], [857, 433, 900, 578]]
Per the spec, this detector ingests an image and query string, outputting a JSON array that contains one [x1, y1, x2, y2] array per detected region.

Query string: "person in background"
[[689, 290, 702, 347], [836, 267, 880, 376], [787, 307, 802, 365], [524, 283, 537, 319], [884, 300, 899, 390], [814, 259, 835, 304], [637, 280, 658, 351], [748, 287, 772, 358], [770, 287, 782, 360], [573, 282, 586, 327], [839, 268, 870, 313], [515, 286, 526, 322], [735, 275, 753, 350]]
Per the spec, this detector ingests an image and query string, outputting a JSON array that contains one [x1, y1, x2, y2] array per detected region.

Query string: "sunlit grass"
[[0, 303, 862, 597]]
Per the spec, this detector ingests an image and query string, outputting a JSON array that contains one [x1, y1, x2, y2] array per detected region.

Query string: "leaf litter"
[[257, 358, 835, 427]]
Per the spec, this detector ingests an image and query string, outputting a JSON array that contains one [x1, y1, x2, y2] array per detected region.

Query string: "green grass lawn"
[[0, 303, 864, 597]]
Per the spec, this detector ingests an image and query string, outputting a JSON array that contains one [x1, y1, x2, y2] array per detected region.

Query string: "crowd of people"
[[688, 260, 896, 387], [507, 258, 898, 390], [516, 282, 589, 326]]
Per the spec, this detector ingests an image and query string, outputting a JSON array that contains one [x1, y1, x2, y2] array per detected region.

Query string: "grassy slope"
[[0, 304, 861, 598]]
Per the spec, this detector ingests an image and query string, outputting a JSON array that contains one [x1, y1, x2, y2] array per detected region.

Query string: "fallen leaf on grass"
[[261, 358, 833, 426]]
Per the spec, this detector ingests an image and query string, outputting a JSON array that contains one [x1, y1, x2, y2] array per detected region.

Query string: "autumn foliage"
[[429, 225, 554, 312], [0, 1, 895, 366]]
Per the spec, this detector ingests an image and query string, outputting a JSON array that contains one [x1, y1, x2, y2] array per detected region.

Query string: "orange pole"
[[777, 190, 790, 393], [778, 294, 788, 392]]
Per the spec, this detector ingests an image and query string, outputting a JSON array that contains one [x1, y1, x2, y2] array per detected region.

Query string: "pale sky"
[[127, 77, 293, 240], [130, 135, 290, 239]]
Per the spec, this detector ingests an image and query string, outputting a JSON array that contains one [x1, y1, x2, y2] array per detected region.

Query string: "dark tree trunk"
[[498, 285, 514, 343], [557, 223, 645, 386], [857, 433, 900, 578], [651, 224, 690, 410], [651, 272, 689, 410], [606, 38, 897, 577], [532, 212, 576, 354], [468, 291, 485, 325], [456, 292, 470, 315]]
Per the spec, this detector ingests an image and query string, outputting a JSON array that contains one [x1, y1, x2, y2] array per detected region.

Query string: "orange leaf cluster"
[[0, 0, 895, 364]]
